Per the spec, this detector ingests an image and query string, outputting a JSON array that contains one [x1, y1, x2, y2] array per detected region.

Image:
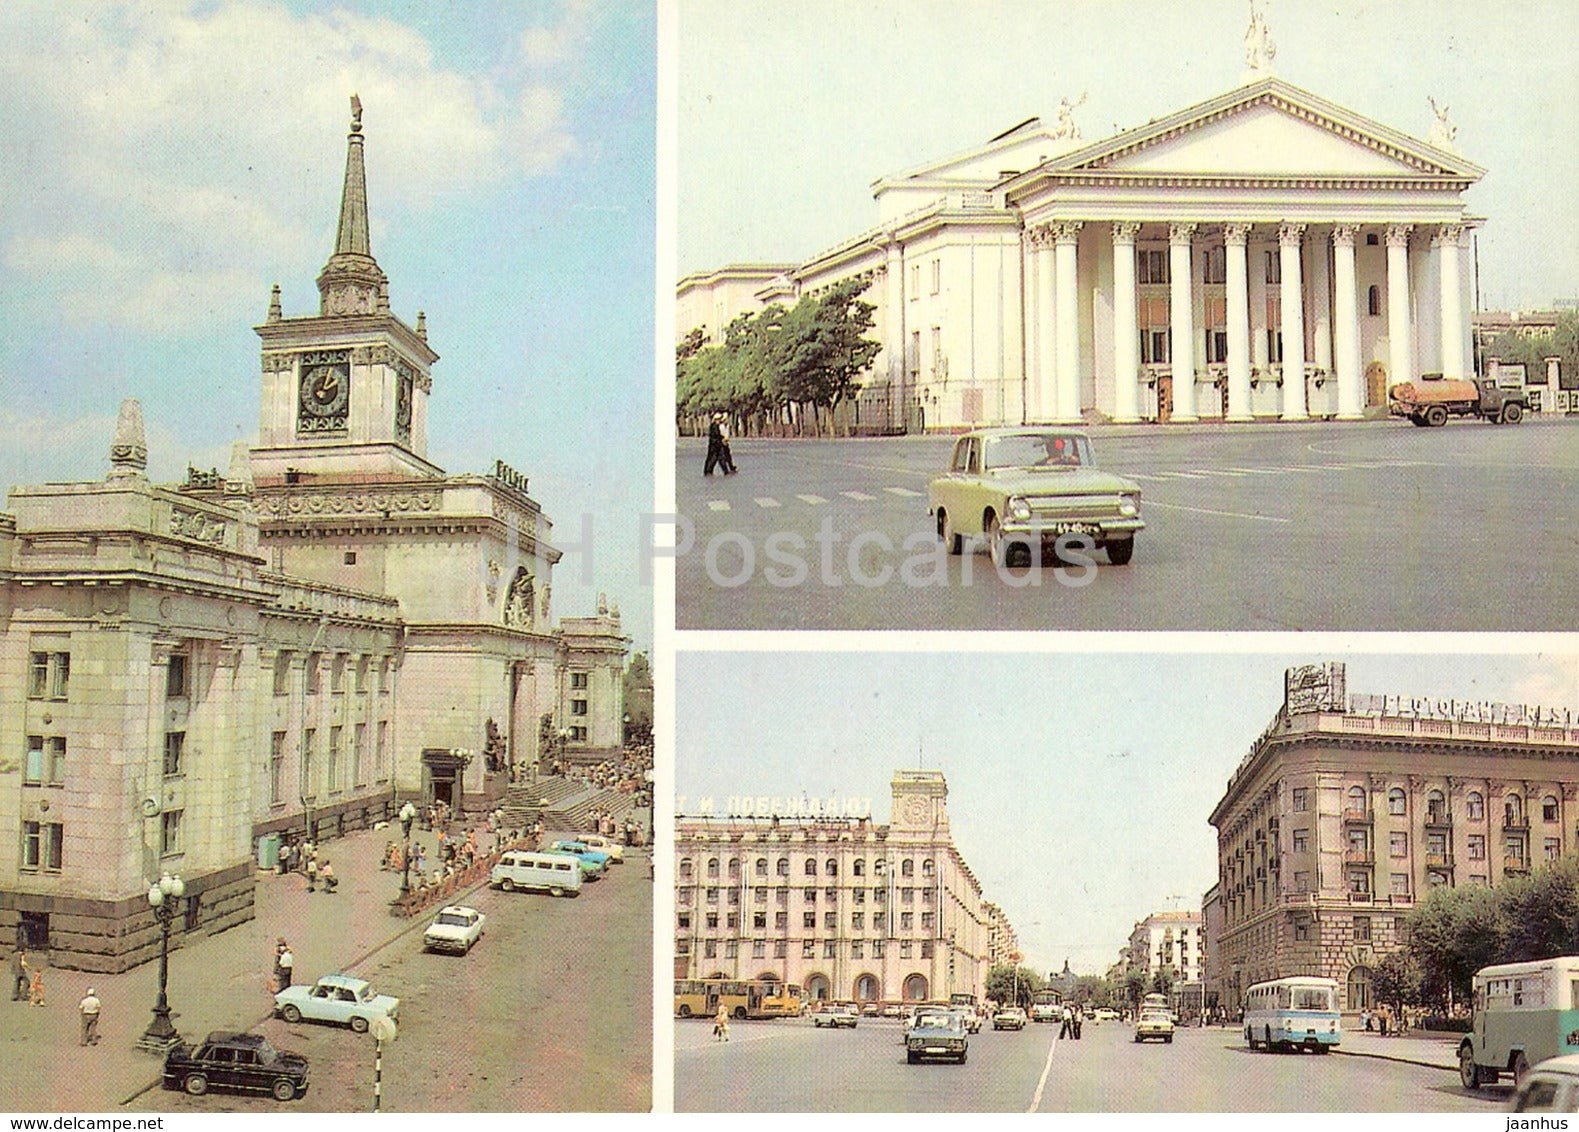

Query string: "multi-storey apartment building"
[[983, 900, 1020, 970], [1207, 661, 1579, 1014], [1127, 910, 1206, 1015], [674, 770, 995, 1004]]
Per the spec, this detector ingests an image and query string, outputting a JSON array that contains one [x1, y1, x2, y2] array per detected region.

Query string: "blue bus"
[[1244, 977, 1341, 1053]]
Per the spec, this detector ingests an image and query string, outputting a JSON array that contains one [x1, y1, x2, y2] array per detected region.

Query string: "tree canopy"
[[984, 964, 1044, 1009], [1483, 311, 1579, 386]]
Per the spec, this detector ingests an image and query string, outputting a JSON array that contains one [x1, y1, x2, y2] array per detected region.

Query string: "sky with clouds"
[[0, 0, 654, 649], [678, 0, 1579, 311], [677, 647, 1579, 977]]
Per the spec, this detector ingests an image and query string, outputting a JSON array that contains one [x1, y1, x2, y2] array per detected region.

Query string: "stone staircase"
[[499, 776, 637, 834]]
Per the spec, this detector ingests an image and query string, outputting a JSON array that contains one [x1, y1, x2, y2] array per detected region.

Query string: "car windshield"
[[1292, 988, 1332, 1011], [436, 913, 470, 927], [916, 1014, 952, 1028], [356, 986, 376, 1003], [255, 1040, 280, 1064], [983, 433, 1090, 470]]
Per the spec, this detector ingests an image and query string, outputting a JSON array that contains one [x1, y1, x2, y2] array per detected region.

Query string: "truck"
[[1388, 373, 1530, 426], [1457, 956, 1579, 1090]]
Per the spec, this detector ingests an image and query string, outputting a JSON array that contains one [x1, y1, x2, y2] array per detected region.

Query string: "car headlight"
[[1119, 493, 1139, 517], [1008, 496, 1031, 521]]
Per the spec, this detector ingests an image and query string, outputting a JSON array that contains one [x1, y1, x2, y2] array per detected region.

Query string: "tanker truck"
[[1388, 373, 1530, 426]]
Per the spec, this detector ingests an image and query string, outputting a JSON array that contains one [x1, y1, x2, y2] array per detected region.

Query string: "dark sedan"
[[163, 1031, 310, 1102]]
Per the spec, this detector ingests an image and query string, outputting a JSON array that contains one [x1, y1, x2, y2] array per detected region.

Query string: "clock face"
[[300, 363, 350, 417], [902, 795, 930, 824]]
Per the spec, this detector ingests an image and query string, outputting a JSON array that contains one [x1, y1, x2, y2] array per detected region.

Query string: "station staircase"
[[498, 774, 638, 835]]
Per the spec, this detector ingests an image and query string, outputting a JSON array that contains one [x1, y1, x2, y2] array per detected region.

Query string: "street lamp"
[[398, 801, 417, 898], [137, 872, 185, 1053]]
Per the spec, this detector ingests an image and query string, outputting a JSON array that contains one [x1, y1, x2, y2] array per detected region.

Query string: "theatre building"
[[678, 19, 1484, 432], [1207, 662, 1579, 1015], [674, 770, 999, 1005], [0, 101, 626, 971]]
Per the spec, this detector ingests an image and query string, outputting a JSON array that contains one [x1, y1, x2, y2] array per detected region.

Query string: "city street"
[[675, 418, 1579, 630], [674, 1016, 1499, 1112]]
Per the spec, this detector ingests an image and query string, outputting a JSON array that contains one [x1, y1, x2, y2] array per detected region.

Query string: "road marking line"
[[841, 491, 877, 501], [706, 501, 730, 512], [884, 487, 924, 497], [1147, 500, 1292, 524], [1028, 1029, 1061, 1113], [754, 497, 781, 508], [795, 494, 829, 505], [1150, 471, 1209, 479], [1223, 467, 1289, 475]]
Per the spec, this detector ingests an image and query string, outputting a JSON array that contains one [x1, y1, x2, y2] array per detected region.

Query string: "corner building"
[[679, 32, 1483, 431], [674, 771, 998, 1004], [0, 102, 627, 971], [1207, 662, 1579, 1015]]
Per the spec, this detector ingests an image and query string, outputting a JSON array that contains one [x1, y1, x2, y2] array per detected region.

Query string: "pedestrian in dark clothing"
[[718, 416, 737, 474], [10, 947, 28, 1001], [704, 414, 727, 476]]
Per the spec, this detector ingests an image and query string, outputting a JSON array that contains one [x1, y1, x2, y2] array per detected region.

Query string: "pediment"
[[1042, 79, 1483, 183]]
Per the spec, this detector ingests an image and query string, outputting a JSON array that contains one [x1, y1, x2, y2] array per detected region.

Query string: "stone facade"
[[674, 771, 995, 1004], [0, 101, 625, 971], [1207, 661, 1579, 1015]]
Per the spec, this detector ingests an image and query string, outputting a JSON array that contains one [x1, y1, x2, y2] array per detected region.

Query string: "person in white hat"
[[78, 987, 101, 1046]]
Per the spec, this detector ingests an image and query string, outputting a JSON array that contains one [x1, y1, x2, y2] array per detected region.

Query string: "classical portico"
[[1007, 77, 1484, 426]]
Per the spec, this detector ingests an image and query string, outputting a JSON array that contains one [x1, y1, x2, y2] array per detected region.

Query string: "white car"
[[275, 975, 399, 1033], [1135, 1010, 1175, 1044], [575, 833, 626, 863], [1510, 1054, 1579, 1112], [423, 905, 486, 954]]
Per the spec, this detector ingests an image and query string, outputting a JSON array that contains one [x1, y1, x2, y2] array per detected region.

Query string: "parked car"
[[881, 1003, 903, 1018], [993, 1007, 1028, 1031], [1094, 1008, 1120, 1021], [162, 1031, 309, 1101], [274, 974, 399, 1033], [491, 850, 583, 896], [814, 1003, 859, 1029], [1510, 1055, 1579, 1112], [423, 905, 485, 954], [860, 1002, 881, 1016], [574, 833, 625, 863], [949, 1006, 982, 1034], [1135, 1010, 1175, 1044], [927, 428, 1144, 567], [541, 847, 605, 881], [907, 1011, 969, 1064], [549, 841, 610, 877]]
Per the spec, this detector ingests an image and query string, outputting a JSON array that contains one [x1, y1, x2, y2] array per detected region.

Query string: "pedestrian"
[[277, 841, 292, 876], [277, 942, 294, 990], [703, 413, 726, 476], [713, 1005, 730, 1042], [718, 415, 737, 474], [78, 987, 101, 1045], [1072, 1009, 1083, 1040], [10, 946, 27, 1001], [305, 851, 319, 892], [320, 859, 338, 893], [1378, 1004, 1390, 1037], [28, 963, 45, 1006], [1361, 1007, 1371, 1033], [1058, 1004, 1073, 1039]]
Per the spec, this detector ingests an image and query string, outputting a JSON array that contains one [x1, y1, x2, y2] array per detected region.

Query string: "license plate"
[[1047, 522, 1099, 537]]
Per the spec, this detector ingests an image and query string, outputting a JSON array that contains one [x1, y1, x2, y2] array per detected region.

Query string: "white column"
[[1249, 239, 1268, 373], [1436, 223, 1467, 379], [884, 240, 905, 431], [1169, 222, 1198, 423], [1111, 222, 1142, 423], [1331, 224, 1363, 420], [1035, 228, 1058, 421], [1385, 224, 1414, 389], [1224, 223, 1252, 421], [1310, 233, 1333, 377], [1053, 221, 1083, 423], [1278, 223, 1308, 421]]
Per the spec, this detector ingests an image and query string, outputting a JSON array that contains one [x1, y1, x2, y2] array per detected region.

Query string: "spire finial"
[[350, 93, 363, 132], [266, 283, 282, 322], [225, 440, 255, 497], [108, 398, 148, 480], [317, 94, 386, 316], [415, 310, 427, 340]]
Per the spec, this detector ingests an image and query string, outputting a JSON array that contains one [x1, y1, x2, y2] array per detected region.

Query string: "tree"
[[984, 964, 1044, 1009], [1150, 966, 1176, 1001], [1373, 949, 1425, 1013], [1484, 311, 1579, 385], [1123, 969, 1149, 1010]]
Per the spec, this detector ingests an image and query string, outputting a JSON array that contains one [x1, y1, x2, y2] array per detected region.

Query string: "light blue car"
[[274, 974, 398, 1033], [547, 841, 609, 878]]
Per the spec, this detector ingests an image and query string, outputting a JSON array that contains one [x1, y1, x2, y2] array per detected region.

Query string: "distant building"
[[983, 899, 1020, 970], [1207, 661, 1579, 1014], [674, 770, 996, 1004], [1127, 910, 1206, 1015]]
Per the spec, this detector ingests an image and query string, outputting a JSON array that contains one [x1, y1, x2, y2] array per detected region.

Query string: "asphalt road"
[[133, 854, 652, 1113], [675, 419, 1579, 630], [673, 1016, 1501, 1112]]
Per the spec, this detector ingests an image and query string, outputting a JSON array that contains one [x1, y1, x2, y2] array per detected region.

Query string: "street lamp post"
[[137, 872, 185, 1053], [398, 801, 417, 898]]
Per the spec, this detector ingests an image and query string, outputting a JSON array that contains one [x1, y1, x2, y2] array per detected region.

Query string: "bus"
[[949, 992, 977, 1008], [674, 978, 805, 1020], [1029, 989, 1062, 1023], [1459, 956, 1579, 1089], [1243, 977, 1341, 1053], [1141, 993, 1170, 1014]]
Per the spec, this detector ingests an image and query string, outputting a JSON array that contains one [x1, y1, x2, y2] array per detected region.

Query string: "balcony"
[[1347, 890, 1373, 903], [1425, 811, 1452, 831], [1504, 816, 1531, 832], [1504, 857, 1530, 874], [1343, 850, 1375, 866], [1426, 853, 1455, 870], [1344, 809, 1374, 826]]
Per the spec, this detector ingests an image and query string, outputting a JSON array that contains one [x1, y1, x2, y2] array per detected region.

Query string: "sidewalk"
[[0, 820, 582, 1113], [1333, 1029, 1463, 1072]]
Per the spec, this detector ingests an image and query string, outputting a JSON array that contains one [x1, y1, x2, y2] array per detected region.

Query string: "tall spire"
[[316, 94, 388, 318]]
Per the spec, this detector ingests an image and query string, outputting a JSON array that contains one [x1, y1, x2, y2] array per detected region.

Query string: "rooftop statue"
[[1427, 95, 1459, 152], [1051, 92, 1087, 141], [1243, 0, 1277, 78]]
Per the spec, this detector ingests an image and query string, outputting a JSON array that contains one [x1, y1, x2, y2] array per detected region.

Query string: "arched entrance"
[[903, 974, 930, 1001], [854, 973, 880, 1003], [805, 973, 831, 1002], [1347, 965, 1374, 1011], [1365, 361, 1388, 407]]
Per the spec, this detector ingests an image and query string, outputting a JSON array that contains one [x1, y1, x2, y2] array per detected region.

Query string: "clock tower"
[[252, 96, 441, 484], [890, 769, 950, 832]]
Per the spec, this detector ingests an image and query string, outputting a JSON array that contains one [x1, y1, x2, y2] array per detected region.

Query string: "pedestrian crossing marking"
[[841, 491, 877, 501], [706, 501, 731, 512], [754, 497, 782, 508], [884, 487, 924, 497], [795, 494, 829, 505]]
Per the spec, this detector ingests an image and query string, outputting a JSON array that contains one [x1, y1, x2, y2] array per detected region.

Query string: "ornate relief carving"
[[350, 346, 373, 365], [261, 352, 296, 373], [1384, 224, 1414, 249], [262, 490, 440, 518], [1168, 222, 1197, 246], [1222, 222, 1252, 246], [503, 567, 535, 629], [1110, 221, 1143, 244], [540, 583, 551, 619], [1050, 220, 1084, 244], [1331, 224, 1360, 247], [170, 508, 227, 546], [1432, 223, 1466, 247], [1278, 223, 1307, 247]]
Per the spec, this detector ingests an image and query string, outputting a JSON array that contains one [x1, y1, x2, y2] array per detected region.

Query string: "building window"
[[29, 652, 70, 700], [755, 857, 768, 877], [1426, 790, 1447, 823], [353, 723, 366, 785], [355, 655, 371, 693], [1138, 248, 1170, 284], [774, 940, 788, 958], [1292, 787, 1309, 812], [163, 732, 185, 778], [1544, 796, 1560, 822], [571, 672, 589, 690], [379, 658, 392, 694], [703, 940, 717, 959], [1347, 871, 1370, 895], [675, 939, 690, 957], [1205, 329, 1229, 364], [752, 939, 765, 958], [1292, 870, 1309, 892], [824, 885, 837, 903], [1390, 873, 1410, 897], [307, 652, 322, 694], [803, 912, 815, 929], [852, 912, 864, 930], [803, 887, 816, 902], [775, 887, 788, 906], [679, 859, 693, 881], [301, 728, 316, 797], [853, 858, 865, 877], [331, 654, 347, 694], [804, 859, 817, 877], [273, 651, 293, 696], [921, 940, 935, 958], [1390, 832, 1408, 858], [900, 941, 913, 959], [1388, 788, 1407, 817], [1468, 792, 1484, 820], [376, 720, 388, 778], [851, 941, 864, 960], [1468, 835, 1486, 860], [825, 858, 838, 877], [901, 858, 914, 877], [910, 263, 920, 296], [823, 912, 836, 930], [1294, 917, 1311, 941], [803, 941, 816, 959], [921, 859, 935, 878], [1268, 328, 1283, 364], [161, 809, 183, 856], [901, 888, 914, 904], [777, 858, 790, 877], [1202, 246, 1226, 285], [327, 726, 341, 792], [166, 653, 188, 698], [853, 888, 865, 904], [706, 858, 720, 879], [270, 731, 286, 804], [929, 258, 940, 295], [1546, 838, 1563, 861], [726, 858, 740, 880], [725, 940, 739, 958], [775, 911, 787, 930], [571, 699, 588, 717], [900, 912, 913, 931], [920, 912, 935, 930], [21, 821, 63, 871], [726, 889, 739, 906], [677, 912, 691, 930], [874, 912, 886, 931], [873, 940, 886, 959], [1366, 284, 1381, 316], [873, 887, 886, 903], [1292, 828, 1310, 853], [705, 912, 718, 929], [1265, 250, 1281, 284]]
